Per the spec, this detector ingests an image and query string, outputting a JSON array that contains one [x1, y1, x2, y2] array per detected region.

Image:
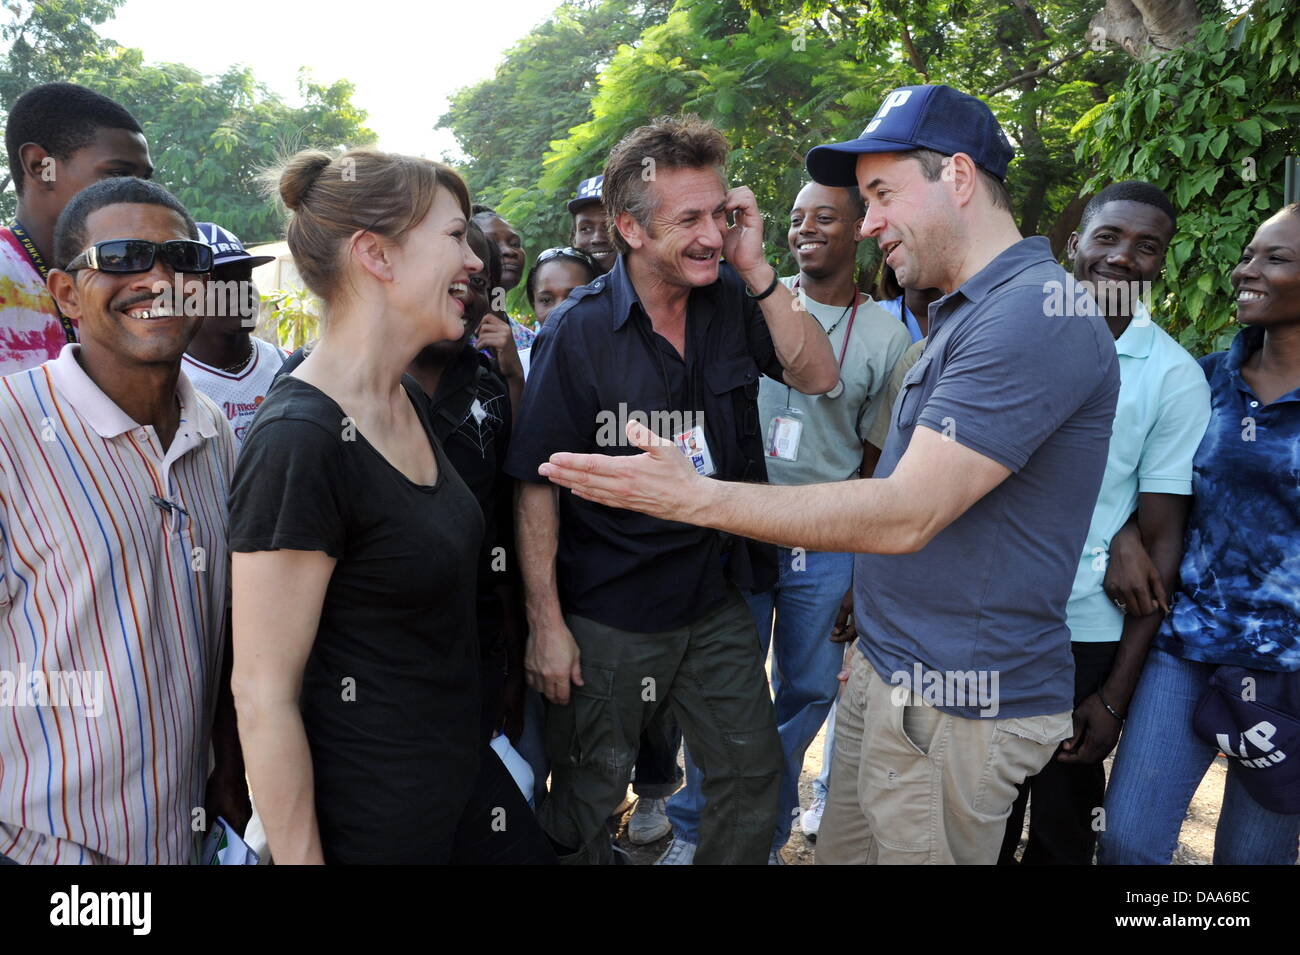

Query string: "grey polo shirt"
[[854, 236, 1119, 719]]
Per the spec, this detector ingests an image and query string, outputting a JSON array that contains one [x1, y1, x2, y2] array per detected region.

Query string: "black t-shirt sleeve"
[[228, 414, 350, 557]]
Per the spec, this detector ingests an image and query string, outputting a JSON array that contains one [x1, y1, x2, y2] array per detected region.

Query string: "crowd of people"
[[0, 79, 1296, 866]]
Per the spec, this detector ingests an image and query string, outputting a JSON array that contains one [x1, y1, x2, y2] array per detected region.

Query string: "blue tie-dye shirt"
[[1156, 325, 1300, 672]]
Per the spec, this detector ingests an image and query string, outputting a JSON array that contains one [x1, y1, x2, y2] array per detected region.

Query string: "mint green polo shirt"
[[1067, 303, 1211, 642], [756, 277, 910, 486]]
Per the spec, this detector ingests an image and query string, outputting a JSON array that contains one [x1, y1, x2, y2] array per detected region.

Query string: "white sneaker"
[[768, 847, 786, 865], [628, 797, 672, 845], [654, 838, 697, 865], [800, 795, 826, 841]]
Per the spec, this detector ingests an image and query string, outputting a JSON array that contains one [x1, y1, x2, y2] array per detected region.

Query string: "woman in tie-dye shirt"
[[1100, 204, 1300, 865]]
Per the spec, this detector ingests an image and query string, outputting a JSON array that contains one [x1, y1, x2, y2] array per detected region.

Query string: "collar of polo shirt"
[[1115, 300, 1156, 359], [46, 342, 220, 441]]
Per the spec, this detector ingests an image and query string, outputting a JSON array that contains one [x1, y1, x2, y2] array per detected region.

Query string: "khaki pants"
[[816, 651, 1072, 865]]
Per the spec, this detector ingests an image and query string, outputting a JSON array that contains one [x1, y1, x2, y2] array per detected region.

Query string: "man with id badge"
[[663, 181, 909, 862], [539, 86, 1120, 866], [507, 115, 840, 865]]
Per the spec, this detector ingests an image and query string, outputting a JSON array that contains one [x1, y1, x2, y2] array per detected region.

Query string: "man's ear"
[[19, 142, 56, 193], [46, 270, 82, 321], [851, 217, 865, 244], [1065, 231, 1080, 262], [349, 229, 393, 283], [614, 211, 644, 251], [947, 152, 980, 206]]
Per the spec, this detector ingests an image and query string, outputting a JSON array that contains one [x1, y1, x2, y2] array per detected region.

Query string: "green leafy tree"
[[445, 0, 1144, 311], [438, 0, 673, 240], [71, 50, 375, 242], [0, 0, 125, 110], [1076, 0, 1299, 355], [0, 4, 376, 239]]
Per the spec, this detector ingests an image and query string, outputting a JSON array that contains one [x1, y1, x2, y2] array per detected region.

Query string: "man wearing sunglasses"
[[0, 177, 248, 865]]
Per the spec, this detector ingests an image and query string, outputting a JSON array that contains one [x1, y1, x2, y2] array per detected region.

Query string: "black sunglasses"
[[66, 239, 214, 275], [534, 246, 599, 269]]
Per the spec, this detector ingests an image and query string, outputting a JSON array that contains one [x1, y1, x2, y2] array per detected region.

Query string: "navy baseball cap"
[[805, 84, 1015, 187], [567, 175, 604, 214], [1193, 666, 1300, 815], [197, 221, 275, 270]]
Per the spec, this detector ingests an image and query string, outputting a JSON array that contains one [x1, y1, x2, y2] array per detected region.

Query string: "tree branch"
[[986, 48, 1086, 96], [900, 22, 929, 80], [826, 4, 858, 33], [1011, 0, 1049, 44]]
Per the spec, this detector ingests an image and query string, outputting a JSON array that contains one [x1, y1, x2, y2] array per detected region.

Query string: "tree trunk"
[[1047, 193, 1091, 259], [1090, 0, 1203, 59]]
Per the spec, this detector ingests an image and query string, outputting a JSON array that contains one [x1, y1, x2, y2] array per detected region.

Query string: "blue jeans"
[[668, 547, 853, 849], [813, 700, 836, 801], [1098, 647, 1300, 865]]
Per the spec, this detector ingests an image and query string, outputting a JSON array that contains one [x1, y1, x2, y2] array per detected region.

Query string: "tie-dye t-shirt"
[[0, 228, 70, 375], [1156, 325, 1300, 672]]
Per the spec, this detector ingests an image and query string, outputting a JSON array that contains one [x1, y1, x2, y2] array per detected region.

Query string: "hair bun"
[[278, 150, 333, 211]]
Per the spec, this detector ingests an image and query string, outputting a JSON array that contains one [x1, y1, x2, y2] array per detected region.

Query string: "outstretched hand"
[[539, 420, 710, 524]]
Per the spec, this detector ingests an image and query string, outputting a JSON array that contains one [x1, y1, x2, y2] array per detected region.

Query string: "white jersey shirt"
[[181, 337, 287, 452]]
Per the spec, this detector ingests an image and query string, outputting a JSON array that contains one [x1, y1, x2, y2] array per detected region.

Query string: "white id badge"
[[674, 424, 716, 476], [766, 408, 803, 461]]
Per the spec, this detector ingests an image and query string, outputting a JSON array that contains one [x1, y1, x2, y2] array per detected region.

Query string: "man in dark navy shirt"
[[505, 115, 838, 865], [539, 87, 1120, 865]]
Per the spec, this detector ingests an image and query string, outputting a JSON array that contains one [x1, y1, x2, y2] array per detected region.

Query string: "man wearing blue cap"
[[536, 84, 1121, 864], [569, 175, 616, 275]]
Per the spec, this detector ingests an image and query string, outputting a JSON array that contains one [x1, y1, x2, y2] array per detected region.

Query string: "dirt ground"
[[611, 720, 1230, 864]]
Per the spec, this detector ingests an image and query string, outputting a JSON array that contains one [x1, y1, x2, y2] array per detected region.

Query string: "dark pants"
[[436, 746, 557, 865], [540, 589, 782, 865], [633, 709, 683, 798], [327, 746, 556, 865], [998, 640, 1120, 865]]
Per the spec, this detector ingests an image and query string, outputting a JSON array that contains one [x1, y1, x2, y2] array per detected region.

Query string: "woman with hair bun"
[[228, 148, 555, 864]]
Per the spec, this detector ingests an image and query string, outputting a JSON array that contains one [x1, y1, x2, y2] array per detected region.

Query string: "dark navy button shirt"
[[504, 254, 783, 632], [854, 236, 1120, 718], [1157, 325, 1300, 672]]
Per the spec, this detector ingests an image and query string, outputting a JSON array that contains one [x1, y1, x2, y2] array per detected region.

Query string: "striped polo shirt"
[[0, 343, 235, 864]]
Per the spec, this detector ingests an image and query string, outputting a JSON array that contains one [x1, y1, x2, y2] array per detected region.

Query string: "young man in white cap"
[[181, 222, 284, 450], [569, 175, 616, 275], [536, 84, 1120, 865]]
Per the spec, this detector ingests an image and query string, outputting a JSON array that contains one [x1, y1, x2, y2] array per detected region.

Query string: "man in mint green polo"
[[999, 181, 1211, 865]]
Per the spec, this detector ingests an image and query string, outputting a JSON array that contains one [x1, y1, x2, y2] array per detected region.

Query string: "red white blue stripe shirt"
[[0, 344, 234, 864]]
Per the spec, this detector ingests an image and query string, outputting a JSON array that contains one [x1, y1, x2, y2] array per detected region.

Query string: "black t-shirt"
[[427, 346, 514, 617], [228, 374, 485, 863], [426, 345, 517, 737]]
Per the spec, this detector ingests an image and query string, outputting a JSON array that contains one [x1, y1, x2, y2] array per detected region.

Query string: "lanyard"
[[788, 279, 860, 407], [11, 221, 76, 343], [792, 277, 860, 368]]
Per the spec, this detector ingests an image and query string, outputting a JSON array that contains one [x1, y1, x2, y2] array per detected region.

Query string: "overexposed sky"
[[103, 0, 563, 161]]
